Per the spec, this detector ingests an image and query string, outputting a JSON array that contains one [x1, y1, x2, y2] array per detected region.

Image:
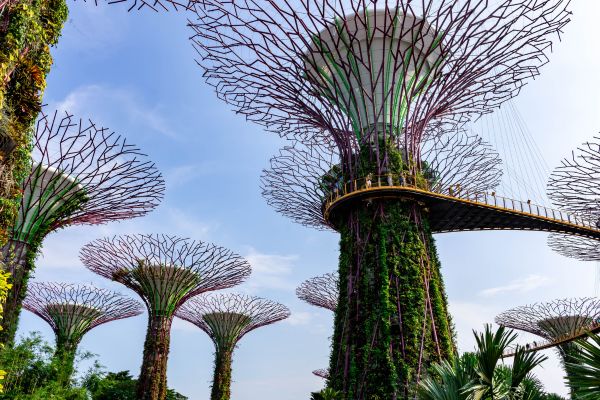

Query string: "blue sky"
[[14, 2, 600, 398]]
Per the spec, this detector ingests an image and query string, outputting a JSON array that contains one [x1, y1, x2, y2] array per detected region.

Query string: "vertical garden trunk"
[[328, 199, 454, 399], [137, 314, 173, 400], [54, 338, 79, 387], [210, 346, 234, 400], [0, 0, 69, 247], [0, 240, 31, 345]]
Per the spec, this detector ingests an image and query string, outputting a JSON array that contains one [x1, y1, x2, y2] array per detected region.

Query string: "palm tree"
[[565, 333, 600, 399], [418, 325, 548, 400]]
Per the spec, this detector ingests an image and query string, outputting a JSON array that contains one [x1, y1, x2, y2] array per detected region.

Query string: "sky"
[[13, 1, 600, 399]]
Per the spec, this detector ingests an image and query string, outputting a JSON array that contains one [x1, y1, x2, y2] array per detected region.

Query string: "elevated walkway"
[[501, 322, 600, 358], [323, 176, 600, 239]]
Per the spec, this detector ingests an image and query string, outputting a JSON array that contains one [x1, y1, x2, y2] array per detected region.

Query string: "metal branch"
[[175, 293, 290, 345], [78, 0, 191, 12], [296, 273, 338, 312], [313, 369, 330, 380], [22, 282, 143, 341], [548, 233, 600, 262], [190, 0, 570, 162], [548, 137, 600, 224]]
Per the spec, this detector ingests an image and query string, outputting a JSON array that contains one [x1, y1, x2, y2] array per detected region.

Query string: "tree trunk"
[[54, 337, 79, 387], [328, 200, 454, 399], [210, 346, 234, 400], [0, 240, 30, 345], [137, 314, 173, 400]]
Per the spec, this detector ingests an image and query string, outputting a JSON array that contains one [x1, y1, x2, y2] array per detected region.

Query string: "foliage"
[[310, 387, 344, 400], [0, 332, 187, 399], [417, 325, 567, 400], [83, 369, 187, 400], [328, 143, 454, 399], [0, 0, 68, 246], [565, 333, 600, 399]]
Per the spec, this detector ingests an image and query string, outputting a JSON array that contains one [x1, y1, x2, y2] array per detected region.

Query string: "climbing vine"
[[1, 191, 87, 345], [327, 143, 455, 399]]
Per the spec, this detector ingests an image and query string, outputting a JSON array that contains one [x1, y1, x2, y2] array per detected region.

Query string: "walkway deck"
[[323, 178, 600, 239]]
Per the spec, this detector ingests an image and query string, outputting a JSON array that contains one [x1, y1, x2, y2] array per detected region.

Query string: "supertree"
[[22, 282, 143, 386], [548, 137, 600, 261], [495, 298, 600, 396], [0, 110, 164, 345], [80, 234, 252, 400], [190, 1, 572, 397], [313, 369, 330, 380], [0, 0, 187, 264], [175, 293, 290, 400], [297, 273, 339, 312]]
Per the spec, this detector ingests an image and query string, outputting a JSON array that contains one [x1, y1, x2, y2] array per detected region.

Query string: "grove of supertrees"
[[176, 293, 290, 400], [495, 297, 600, 398], [21, 282, 143, 387], [79, 233, 252, 400], [190, 1, 571, 397], [0, 110, 164, 345]]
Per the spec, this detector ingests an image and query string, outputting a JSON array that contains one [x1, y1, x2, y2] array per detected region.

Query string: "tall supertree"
[[0, 0, 186, 256], [0, 110, 164, 345], [22, 282, 143, 386], [175, 293, 290, 400], [495, 298, 600, 396], [190, 1, 571, 397], [80, 234, 252, 400], [548, 137, 600, 262], [297, 273, 339, 312]]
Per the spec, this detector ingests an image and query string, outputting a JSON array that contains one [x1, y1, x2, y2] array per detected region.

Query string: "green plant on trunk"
[[0, 0, 68, 247], [326, 142, 454, 399]]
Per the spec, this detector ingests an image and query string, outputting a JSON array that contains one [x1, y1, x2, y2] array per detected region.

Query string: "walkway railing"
[[322, 174, 597, 230]]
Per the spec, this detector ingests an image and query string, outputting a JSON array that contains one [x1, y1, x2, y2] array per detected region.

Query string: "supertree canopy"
[[548, 137, 600, 261], [190, 1, 571, 397], [22, 282, 143, 386], [176, 293, 290, 400], [0, 111, 164, 345], [80, 234, 252, 400], [313, 369, 330, 380], [495, 298, 600, 365], [297, 273, 339, 312], [262, 130, 503, 231]]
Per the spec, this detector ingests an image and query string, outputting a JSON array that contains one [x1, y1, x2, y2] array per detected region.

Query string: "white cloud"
[[239, 248, 298, 293], [50, 84, 176, 138], [165, 162, 223, 188], [285, 311, 313, 326], [479, 274, 551, 298]]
